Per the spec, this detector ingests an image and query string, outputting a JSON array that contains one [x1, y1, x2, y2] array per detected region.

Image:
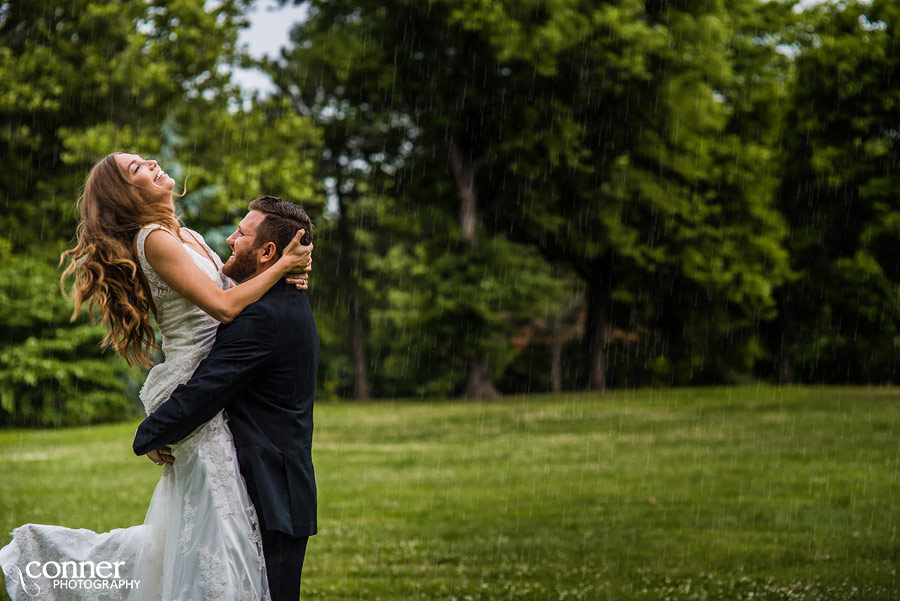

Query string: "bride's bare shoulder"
[[143, 227, 189, 267]]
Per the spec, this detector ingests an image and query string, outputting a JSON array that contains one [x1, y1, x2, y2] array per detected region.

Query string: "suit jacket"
[[133, 280, 319, 537]]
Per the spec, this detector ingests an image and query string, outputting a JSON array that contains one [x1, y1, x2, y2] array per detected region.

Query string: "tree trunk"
[[449, 137, 478, 248], [448, 135, 499, 399], [337, 192, 371, 400], [462, 355, 500, 400], [550, 318, 563, 393], [774, 290, 792, 385], [776, 333, 791, 385], [349, 292, 370, 399], [585, 278, 609, 391]]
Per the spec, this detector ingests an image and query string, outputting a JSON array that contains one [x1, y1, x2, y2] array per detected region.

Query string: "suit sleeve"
[[133, 303, 273, 455]]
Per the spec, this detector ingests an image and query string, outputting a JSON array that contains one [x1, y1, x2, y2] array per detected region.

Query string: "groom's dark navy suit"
[[133, 280, 318, 601]]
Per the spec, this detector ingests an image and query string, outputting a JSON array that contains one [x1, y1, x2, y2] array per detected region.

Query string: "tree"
[[272, 0, 795, 393], [313, 0, 796, 390], [479, 0, 793, 388], [771, 0, 900, 383], [273, 0, 572, 398]]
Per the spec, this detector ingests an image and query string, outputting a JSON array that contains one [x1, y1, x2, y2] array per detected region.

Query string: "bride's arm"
[[143, 228, 311, 323]]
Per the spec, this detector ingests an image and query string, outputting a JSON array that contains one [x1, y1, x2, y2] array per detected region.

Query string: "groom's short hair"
[[248, 196, 313, 256]]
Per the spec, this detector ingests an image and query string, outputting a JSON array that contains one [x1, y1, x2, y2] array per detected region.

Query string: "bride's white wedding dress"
[[0, 225, 270, 601]]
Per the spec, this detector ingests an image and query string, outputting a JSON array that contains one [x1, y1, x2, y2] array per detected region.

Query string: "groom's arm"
[[132, 302, 273, 456]]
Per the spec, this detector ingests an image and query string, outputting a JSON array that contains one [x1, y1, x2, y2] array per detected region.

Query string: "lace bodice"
[[136, 224, 231, 414]]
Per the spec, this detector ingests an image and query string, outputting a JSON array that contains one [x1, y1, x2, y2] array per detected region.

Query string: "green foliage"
[[0, 0, 250, 246], [772, 0, 900, 382], [484, 0, 793, 368], [272, 0, 583, 396], [169, 99, 322, 237], [0, 240, 138, 426], [0, 325, 138, 427], [366, 219, 571, 396], [280, 0, 795, 390]]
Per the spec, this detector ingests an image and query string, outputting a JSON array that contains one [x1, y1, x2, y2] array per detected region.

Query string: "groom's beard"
[[222, 246, 259, 283]]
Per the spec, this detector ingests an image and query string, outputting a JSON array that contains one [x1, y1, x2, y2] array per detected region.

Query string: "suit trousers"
[[260, 527, 309, 601]]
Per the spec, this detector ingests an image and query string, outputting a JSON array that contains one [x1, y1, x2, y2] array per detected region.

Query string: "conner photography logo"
[[2, 559, 140, 597]]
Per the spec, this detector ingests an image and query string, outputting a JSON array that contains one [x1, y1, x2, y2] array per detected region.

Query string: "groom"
[[133, 196, 319, 601]]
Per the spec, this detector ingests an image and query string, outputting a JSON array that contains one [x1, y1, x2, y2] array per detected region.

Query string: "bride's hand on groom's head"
[[283, 229, 313, 268]]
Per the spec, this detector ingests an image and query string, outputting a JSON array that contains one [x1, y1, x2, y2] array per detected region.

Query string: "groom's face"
[[223, 210, 267, 283]]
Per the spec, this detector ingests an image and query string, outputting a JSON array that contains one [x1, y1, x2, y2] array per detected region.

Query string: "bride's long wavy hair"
[[60, 153, 183, 368]]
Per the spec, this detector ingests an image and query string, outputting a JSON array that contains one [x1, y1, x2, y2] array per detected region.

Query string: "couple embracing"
[[0, 153, 319, 601]]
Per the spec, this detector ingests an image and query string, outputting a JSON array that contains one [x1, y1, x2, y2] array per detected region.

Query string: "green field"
[[1, 386, 898, 600]]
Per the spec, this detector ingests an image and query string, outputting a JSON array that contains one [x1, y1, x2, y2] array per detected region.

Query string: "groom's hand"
[[147, 445, 175, 466]]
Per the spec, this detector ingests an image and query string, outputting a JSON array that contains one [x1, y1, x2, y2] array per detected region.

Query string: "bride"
[[0, 152, 312, 600]]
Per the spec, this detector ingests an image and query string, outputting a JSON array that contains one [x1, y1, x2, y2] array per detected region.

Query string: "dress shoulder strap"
[[137, 222, 176, 245]]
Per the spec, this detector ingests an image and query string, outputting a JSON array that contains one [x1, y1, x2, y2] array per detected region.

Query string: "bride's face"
[[115, 153, 175, 206]]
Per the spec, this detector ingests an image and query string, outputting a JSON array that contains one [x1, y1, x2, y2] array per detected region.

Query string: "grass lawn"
[[1, 385, 898, 600]]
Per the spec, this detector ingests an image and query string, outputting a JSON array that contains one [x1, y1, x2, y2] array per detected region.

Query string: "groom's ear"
[[258, 241, 279, 264]]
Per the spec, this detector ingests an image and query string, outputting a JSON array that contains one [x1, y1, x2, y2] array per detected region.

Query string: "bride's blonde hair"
[[60, 153, 183, 368]]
